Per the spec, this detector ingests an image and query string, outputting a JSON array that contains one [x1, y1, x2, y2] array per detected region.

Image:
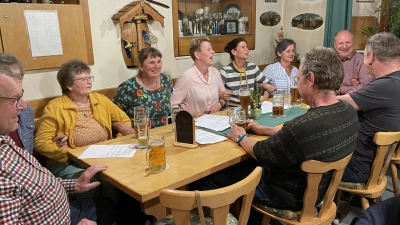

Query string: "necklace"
[[232, 61, 248, 89], [140, 75, 159, 91], [71, 98, 91, 117]]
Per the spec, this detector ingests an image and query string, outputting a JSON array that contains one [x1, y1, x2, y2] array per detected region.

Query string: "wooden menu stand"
[[174, 111, 198, 149]]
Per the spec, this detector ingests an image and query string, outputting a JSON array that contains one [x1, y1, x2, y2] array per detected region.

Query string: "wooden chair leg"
[[391, 163, 399, 196], [360, 197, 370, 210], [261, 215, 271, 225]]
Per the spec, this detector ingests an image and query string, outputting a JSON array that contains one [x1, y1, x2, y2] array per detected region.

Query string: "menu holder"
[[174, 110, 198, 149]]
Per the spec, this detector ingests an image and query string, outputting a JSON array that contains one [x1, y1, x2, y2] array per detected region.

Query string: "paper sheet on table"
[[196, 129, 227, 144], [195, 114, 230, 131], [79, 144, 137, 159]]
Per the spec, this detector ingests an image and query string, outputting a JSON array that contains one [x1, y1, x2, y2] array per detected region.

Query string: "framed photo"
[[225, 20, 238, 34], [356, 0, 373, 2]]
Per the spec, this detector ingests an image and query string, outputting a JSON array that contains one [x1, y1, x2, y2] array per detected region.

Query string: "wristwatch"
[[236, 133, 247, 146]]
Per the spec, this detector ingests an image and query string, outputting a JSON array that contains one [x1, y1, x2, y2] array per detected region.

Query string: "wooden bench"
[[27, 87, 118, 119]]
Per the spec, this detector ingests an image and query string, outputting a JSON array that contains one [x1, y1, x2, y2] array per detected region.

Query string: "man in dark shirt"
[[338, 32, 400, 183], [203, 47, 359, 225]]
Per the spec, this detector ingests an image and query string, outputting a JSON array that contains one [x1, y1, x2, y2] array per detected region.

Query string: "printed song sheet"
[[195, 114, 230, 131], [79, 144, 137, 159], [24, 10, 63, 57], [195, 129, 226, 144]]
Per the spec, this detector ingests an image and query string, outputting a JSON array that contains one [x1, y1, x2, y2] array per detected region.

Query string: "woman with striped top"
[[262, 38, 299, 98], [220, 37, 276, 103]]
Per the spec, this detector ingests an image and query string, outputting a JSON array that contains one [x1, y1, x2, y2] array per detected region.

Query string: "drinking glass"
[[170, 107, 180, 134], [239, 87, 251, 120], [146, 134, 166, 172], [271, 94, 285, 118], [134, 106, 149, 149], [228, 108, 246, 128], [290, 79, 301, 106]]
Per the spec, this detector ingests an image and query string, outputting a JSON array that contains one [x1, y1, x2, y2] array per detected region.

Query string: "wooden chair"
[[337, 132, 400, 210], [252, 153, 353, 225], [389, 133, 400, 196], [156, 166, 262, 225]]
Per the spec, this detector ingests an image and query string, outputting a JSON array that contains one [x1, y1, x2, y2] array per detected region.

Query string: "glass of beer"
[[239, 87, 251, 120], [290, 86, 301, 106], [135, 106, 149, 149], [146, 134, 166, 172], [228, 108, 246, 128], [271, 94, 285, 118]]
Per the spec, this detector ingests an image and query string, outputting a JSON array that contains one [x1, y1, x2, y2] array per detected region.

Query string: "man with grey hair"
[[334, 30, 374, 95], [0, 53, 34, 154], [203, 47, 359, 225], [338, 32, 400, 183]]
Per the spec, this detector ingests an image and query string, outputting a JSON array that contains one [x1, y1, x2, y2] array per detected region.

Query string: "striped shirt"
[[0, 135, 76, 224], [220, 62, 267, 103], [262, 62, 299, 95]]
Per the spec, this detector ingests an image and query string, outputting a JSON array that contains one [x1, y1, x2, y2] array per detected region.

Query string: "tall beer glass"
[[135, 106, 149, 149], [290, 78, 301, 106], [146, 134, 166, 172], [239, 87, 251, 120]]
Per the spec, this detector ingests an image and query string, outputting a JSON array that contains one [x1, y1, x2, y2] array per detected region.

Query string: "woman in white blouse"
[[262, 38, 299, 98]]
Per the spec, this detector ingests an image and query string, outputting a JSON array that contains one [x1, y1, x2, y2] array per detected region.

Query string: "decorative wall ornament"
[[291, 13, 323, 30], [260, 11, 281, 26]]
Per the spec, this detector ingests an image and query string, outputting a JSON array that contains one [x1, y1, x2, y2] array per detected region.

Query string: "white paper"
[[24, 10, 63, 57], [195, 129, 227, 144], [195, 114, 230, 131], [79, 144, 137, 159]]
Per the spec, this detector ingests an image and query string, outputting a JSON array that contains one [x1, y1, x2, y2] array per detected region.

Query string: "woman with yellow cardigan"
[[34, 59, 133, 203]]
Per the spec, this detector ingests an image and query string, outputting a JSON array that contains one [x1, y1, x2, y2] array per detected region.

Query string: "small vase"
[[250, 108, 261, 119]]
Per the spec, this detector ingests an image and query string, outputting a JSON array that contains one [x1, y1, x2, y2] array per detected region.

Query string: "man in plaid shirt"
[[0, 68, 115, 224]]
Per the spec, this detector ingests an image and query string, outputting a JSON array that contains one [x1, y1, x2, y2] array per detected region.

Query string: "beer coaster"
[[270, 114, 287, 118]]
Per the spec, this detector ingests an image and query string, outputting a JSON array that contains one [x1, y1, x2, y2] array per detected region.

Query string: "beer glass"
[[271, 94, 285, 118], [135, 106, 149, 149], [239, 87, 251, 120], [228, 108, 246, 128], [290, 78, 301, 106], [146, 134, 166, 172], [170, 107, 180, 134]]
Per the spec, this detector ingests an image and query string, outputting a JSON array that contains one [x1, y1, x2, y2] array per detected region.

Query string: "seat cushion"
[[155, 211, 237, 225], [339, 182, 366, 190], [253, 203, 317, 221]]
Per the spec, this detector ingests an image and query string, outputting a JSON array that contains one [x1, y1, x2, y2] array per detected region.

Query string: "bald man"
[[334, 30, 374, 95]]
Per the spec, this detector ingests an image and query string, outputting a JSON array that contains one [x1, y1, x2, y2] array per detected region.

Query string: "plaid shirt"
[[0, 135, 76, 224]]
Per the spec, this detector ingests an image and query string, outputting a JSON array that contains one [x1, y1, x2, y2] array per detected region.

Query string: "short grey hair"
[[57, 59, 91, 94], [365, 32, 400, 63], [0, 66, 20, 97], [189, 36, 210, 61], [300, 46, 344, 91], [0, 53, 24, 80]]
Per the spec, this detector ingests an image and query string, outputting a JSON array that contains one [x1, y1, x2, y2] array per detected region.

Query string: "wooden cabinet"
[[0, 0, 93, 70], [172, 0, 255, 57]]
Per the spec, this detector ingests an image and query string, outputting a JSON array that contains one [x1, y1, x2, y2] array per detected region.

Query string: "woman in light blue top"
[[262, 38, 298, 98]]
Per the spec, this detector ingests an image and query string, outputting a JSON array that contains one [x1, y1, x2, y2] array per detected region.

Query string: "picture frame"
[[225, 20, 238, 34], [356, 0, 373, 2]]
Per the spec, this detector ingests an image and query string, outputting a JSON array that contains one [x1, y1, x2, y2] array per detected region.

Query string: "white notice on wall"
[[24, 10, 63, 57]]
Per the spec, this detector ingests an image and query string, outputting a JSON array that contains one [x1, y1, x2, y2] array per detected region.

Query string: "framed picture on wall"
[[356, 0, 373, 2], [225, 20, 238, 34], [265, 0, 277, 2]]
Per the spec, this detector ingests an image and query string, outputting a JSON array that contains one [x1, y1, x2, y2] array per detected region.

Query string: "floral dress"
[[112, 73, 172, 128]]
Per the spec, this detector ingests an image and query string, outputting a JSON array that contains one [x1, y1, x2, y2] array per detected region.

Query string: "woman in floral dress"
[[112, 47, 172, 128]]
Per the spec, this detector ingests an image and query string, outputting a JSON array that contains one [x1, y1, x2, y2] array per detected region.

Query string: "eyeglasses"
[[74, 76, 94, 83], [0, 89, 24, 107]]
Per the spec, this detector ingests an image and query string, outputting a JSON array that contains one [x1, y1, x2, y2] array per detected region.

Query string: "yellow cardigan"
[[34, 93, 131, 165]]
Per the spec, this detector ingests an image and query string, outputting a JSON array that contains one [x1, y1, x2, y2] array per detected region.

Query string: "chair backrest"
[[299, 153, 353, 222], [159, 166, 262, 225], [366, 132, 400, 189]]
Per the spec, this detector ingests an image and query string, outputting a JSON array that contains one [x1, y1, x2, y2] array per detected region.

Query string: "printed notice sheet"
[[79, 144, 137, 159], [195, 129, 226, 144], [24, 10, 63, 57], [195, 114, 230, 131]]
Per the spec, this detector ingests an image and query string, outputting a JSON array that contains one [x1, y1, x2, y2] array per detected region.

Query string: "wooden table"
[[67, 107, 304, 219]]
